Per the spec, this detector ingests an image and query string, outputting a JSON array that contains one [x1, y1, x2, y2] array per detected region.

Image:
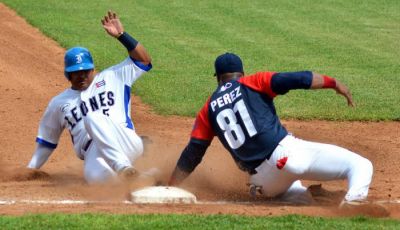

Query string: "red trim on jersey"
[[238, 72, 277, 98], [322, 75, 337, 88], [276, 157, 288, 170], [191, 98, 215, 141]]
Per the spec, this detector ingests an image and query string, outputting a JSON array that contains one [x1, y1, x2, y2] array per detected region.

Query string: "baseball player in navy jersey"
[[27, 11, 152, 184], [169, 53, 373, 205]]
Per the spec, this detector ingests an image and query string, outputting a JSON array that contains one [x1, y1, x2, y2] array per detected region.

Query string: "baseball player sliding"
[[28, 11, 152, 184], [169, 53, 373, 206]]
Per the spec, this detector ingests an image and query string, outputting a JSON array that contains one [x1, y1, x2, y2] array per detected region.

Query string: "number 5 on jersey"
[[216, 99, 257, 149]]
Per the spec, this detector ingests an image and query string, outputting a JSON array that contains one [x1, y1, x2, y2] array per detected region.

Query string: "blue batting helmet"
[[64, 47, 94, 77]]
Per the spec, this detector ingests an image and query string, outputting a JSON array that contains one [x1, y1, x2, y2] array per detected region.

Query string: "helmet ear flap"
[[64, 71, 71, 80]]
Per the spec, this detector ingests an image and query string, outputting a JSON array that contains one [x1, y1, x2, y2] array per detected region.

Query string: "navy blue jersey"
[[180, 71, 312, 174]]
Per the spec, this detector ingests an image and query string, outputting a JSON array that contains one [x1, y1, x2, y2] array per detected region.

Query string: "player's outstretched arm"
[[168, 139, 210, 186], [270, 71, 354, 107], [27, 144, 54, 169], [101, 10, 151, 65], [310, 73, 355, 107], [168, 166, 191, 186]]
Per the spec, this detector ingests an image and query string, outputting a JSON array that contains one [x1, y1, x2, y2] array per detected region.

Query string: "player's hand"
[[101, 10, 124, 38], [168, 167, 190, 186], [335, 80, 355, 107], [9, 167, 51, 181]]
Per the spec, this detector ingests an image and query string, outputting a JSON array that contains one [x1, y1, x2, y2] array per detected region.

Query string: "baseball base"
[[130, 186, 197, 204]]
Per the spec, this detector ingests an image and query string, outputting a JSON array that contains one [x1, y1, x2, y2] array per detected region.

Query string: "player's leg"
[[249, 141, 310, 199], [119, 124, 144, 163], [250, 158, 296, 197], [250, 139, 313, 203], [282, 135, 373, 202], [250, 164, 312, 203], [278, 180, 313, 204], [83, 112, 135, 172], [83, 143, 118, 184]]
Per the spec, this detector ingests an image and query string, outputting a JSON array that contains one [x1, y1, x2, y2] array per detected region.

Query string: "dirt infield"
[[1, 3, 399, 218]]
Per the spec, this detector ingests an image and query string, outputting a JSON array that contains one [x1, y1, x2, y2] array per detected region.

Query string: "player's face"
[[69, 69, 94, 90]]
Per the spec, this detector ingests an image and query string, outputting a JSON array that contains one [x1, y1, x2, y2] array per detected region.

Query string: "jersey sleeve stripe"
[[239, 72, 277, 98], [124, 85, 134, 129], [129, 57, 152, 72], [190, 137, 212, 146], [36, 137, 57, 149], [191, 98, 215, 141]]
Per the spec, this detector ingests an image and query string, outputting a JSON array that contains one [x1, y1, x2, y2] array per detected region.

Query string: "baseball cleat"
[[138, 167, 163, 186], [118, 166, 139, 181], [120, 167, 163, 188], [139, 167, 161, 178], [247, 183, 263, 198]]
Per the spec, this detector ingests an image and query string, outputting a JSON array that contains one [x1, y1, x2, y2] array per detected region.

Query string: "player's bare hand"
[[168, 167, 190, 186], [101, 10, 124, 38], [335, 80, 355, 107]]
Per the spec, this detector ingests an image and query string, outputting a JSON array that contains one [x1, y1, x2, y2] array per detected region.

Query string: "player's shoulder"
[[238, 72, 278, 97], [103, 57, 151, 72], [48, 88, 80, 109], [96, 57, 132, 77], [52, 88, 80, 100], [238, 71, 277, 87], [199, 97, 212, 113], [94, 57, 128, 73], [240, 71, 276, 81]]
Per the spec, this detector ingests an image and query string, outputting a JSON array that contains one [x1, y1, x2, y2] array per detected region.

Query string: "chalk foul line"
[[0, 199, 399, 205]]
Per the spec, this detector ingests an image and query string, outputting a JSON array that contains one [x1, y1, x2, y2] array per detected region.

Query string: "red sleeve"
[[238, 72, 277, 98], [191, 98, 215, 141]]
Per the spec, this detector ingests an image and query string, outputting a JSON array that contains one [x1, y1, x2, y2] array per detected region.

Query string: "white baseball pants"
[[250, 135, 373, 202], [82, 113, 143, 184]]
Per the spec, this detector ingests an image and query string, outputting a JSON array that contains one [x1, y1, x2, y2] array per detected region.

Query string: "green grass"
[[0, 214, 399, 229], [1, 1, 399, 226], [2, 0, 399, 120]]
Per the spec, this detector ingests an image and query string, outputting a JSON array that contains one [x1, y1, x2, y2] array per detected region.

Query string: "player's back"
[[207, 77, 287, 173]]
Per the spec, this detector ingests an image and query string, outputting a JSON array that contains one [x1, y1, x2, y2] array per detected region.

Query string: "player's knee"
[[353, 156, 373, 179], [129, 135, 144, 161], [361, 157, 373, 177]]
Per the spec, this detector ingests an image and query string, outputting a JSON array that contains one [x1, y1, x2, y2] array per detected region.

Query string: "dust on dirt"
[[0, 3, 399, 218]]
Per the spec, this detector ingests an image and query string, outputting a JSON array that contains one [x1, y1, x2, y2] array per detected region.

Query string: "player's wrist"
[[168, 176, 178, 186], [116, 31, 124, 38], [117, 32, 138, 51], [322, 75, 336, 88]]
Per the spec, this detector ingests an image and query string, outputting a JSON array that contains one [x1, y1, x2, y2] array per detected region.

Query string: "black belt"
[[83, 139, 92, 151], [236, 161, 258, 175]]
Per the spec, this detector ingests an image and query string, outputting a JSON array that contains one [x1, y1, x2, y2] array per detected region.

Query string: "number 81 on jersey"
[[216, 99, 257, 149]]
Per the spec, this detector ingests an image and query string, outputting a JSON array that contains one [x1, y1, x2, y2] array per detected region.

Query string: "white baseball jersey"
[[79, 57, 150, 129], [36, 88, 90, 160], [79, 57, 151, 173], [35, 57, 151, 162]]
